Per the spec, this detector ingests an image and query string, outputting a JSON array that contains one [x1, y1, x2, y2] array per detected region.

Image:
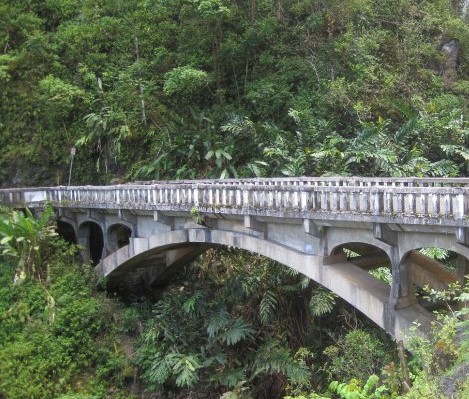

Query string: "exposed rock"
[[440, 38, 460, 88]]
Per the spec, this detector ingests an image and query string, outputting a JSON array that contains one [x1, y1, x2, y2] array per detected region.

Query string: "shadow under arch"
[[97, 228, 434, 342], [400, 247, 468, 291], [78, 221, 104, 265], [398, 234, 469, 266], [57, 220, 77, 244], [107, 223, 132, 253]]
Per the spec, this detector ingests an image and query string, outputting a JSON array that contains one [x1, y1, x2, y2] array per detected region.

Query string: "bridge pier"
[[390, 248, 417, 310]]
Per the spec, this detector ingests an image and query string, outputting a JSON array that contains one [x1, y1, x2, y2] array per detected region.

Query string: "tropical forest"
[[0, 0, 469, 398]]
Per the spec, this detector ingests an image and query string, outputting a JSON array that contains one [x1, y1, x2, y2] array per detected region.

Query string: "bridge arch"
[[98, 228, 434, 343], [331, 242, 391, 267], [398, 235, 469, 265], [78, 221, 104, 265], [327, 229, 393, 260], [400, 247, 468, 290]]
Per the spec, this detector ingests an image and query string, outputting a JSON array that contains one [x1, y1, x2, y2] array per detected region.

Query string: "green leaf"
[[220, 318, 254, 346], [309, 289, 336, 317], [259, 290, 278, 325], [206, 307, 229, 338], [0, 236, 13, 244]]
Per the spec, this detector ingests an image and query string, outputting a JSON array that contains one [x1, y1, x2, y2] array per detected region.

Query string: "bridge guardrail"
[[131, 176, 469, 188], [0, 178, 468, 225]]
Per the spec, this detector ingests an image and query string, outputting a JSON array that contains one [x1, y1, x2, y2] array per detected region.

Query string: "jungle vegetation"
[[1, 0, 469, 398], [1, 0, 469, 185]]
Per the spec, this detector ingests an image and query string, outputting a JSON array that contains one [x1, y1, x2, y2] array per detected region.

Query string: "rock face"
[[440, 38, 460, 88]]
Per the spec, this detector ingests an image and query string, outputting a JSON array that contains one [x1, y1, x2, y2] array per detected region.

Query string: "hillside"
[[1, 0, 469, 186]]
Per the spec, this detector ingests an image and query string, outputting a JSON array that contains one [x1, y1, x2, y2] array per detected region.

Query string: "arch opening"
[[331, 242, 392, 283], [57, 221, 77, 244], [79, 221, 104, 265], [107, 223, 132, 253], [401, 247, 468, 311]]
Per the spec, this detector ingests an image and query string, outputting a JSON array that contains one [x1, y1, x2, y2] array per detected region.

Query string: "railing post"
[[370, 188, 382, 216], [454, 188, 466, 220]]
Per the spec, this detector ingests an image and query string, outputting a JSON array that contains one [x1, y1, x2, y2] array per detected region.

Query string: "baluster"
[[221, 188, 227, 206], [331, 191, 339, 212], [310, 190, 318, 211], [284, 191, 290, 208], [340, 191, 348, 212], [428, 193, 439, 216], [359, 191, 368, 212], [277, 190, 283, 209], [321, 190, 328, 211], [236, 189, 242, 207], [442, 193, 451, 216], [384, 192, 392, 213], [244, 189, 251, 210], [405, 193, 415, 215], [454, 189, 465, 219], [267, 190, 274, 209], [227, 188, 234, 207], [300, 191, 308, 211], [371, 189, 382, 216], [418, 193, 427, 216]]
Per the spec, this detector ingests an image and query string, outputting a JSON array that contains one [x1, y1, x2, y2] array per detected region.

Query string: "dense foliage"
[[1, 0, 469, 186], [133, 249, 395, 398], [0, 223, 135, 398], [1, 207, 467, 398]]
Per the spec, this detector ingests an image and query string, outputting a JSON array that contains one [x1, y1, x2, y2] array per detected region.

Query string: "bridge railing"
[[0, 178, 468, 225], [132, 176, 469, 188]]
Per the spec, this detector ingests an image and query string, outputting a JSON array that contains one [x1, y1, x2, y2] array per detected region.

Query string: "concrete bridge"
[[1, 176, 468, 344]]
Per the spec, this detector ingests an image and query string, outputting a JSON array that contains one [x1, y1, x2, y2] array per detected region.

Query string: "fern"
[[220, 318, 255, 346], [328, 375, 387, 399], [147, 353, 172, 386], [369, 267, 392, 285], [259, 290, 278, 325], [216, 370, 248, 389], [309, 288, 336, 317], [252, 339, 310, 385], [220, 380, 253, 399], [206, 307, 230, 338], [166, 352, 202, 387], [419, 247, 449, 261], [182, 290, 206, 315], [441, 144, 469, 161]]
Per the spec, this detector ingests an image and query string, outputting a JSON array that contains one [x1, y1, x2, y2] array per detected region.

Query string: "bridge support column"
[[390, 248, 417, 310], [457, 255, 469, 285]]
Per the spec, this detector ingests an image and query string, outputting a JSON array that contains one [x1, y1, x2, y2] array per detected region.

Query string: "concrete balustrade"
[[1, 178, 468, 227]]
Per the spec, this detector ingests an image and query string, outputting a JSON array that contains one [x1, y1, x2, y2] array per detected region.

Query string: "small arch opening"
[[57, 221, 77, 244], [107, 223, 132, 252], [332, 242, 391, 277], [401, 247, 467, 310], [78, 221, 104, 265]]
